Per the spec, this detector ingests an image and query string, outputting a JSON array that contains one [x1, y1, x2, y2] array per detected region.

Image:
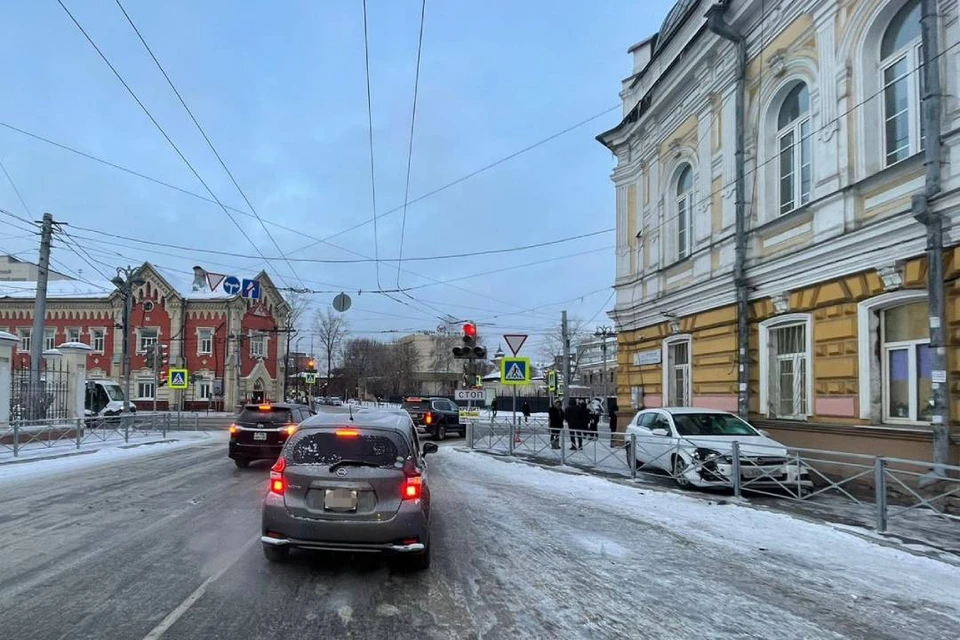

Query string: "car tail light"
[[336, 429, 360, 438], [258, 404, 272, 411], [228, 424, 238, 435], [269, 457, 286, 495], [402, 475, 422, 500], [283, 424, 297, 436], [424, 412, 433, 425]]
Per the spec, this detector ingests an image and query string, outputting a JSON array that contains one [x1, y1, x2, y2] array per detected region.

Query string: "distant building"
[[575, 337, 618, 399], [0, 263, 291, 410], [0, 255, 74, 282], [395, 332, 461, 396]]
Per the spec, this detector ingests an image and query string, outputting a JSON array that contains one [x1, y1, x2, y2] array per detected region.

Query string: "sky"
[[0, 0, 676, 359]]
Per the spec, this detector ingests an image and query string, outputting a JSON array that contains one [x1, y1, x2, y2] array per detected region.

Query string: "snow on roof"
[[150, 265, 233, 301], [0, 279, 114, 300]]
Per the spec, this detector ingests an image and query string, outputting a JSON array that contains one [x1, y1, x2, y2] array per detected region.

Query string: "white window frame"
[[198, 381, 212, 401], [661, 334, 692, 407], [136, 378, 156, 400], [43, 327, 57, 351], [758, 314, 813, 419], [675, 165, 693, 261], [880, 3, 923, 167], [197, 328, 214, 355], [137, 328, 159, 354], [91, 328, 106, 354], [18, 328, 31, 352], [857, 289, 928, 422], [250, 332, 267, 358], [777, 84, 812, 215], [66, 328, 81, 343]]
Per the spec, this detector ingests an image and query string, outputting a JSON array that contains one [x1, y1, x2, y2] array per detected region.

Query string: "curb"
[[0, 432, 213, 466], [460, 447, 959, 561]]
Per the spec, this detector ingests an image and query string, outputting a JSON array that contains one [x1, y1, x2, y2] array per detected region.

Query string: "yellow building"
[[597, 0, 960, 464]]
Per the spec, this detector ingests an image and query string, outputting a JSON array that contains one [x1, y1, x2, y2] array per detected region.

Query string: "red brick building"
[[0, 263, 291, 411]]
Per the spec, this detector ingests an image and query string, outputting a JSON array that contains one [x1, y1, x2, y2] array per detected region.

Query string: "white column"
[[0, 331, 18, 424], [57, 342, 93, 420]]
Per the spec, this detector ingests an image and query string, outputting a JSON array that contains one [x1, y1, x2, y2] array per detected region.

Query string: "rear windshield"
[[401, 399, 431, 410], [238, 407, 292, 424], [287, 430, 410, 467]]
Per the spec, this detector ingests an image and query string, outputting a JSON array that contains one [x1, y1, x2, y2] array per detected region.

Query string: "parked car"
[[329, 397, 344, 406], [260, 409, 438, 570], [401, 396, 463, 440], [228, 403, 313, 468], [624, 408, 812, 491]]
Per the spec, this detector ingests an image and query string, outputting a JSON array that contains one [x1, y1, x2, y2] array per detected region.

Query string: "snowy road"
[[0, 439, 958, 639]]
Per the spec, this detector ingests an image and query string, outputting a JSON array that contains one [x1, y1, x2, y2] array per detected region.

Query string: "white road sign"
[[455, 389, 486, 401]]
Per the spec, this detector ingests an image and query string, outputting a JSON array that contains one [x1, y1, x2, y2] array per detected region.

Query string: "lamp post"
[[593, 326, 616, 407], [111, 266, 145, 415]]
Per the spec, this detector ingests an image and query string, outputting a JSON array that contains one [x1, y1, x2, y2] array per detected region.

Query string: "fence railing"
[[466, 420, 960, 537], [0, 413, 186, 458]]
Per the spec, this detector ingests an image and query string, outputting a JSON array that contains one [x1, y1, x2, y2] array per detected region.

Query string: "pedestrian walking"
[[490, 397, 498, 423], [608, 396, 619, 447], [588, 397, 602, 439], [521, 401, 531, 424], [548, 399, 564, 449], [566, 398, 583, 450]]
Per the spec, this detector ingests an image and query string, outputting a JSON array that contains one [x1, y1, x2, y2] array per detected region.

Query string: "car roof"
[[299, 409, 412, 433], [642, 407, 735, 416]]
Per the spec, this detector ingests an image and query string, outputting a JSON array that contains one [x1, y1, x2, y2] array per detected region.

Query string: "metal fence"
[[9, 360, 71, 423], [0, 413, 184, 458], [467, 420, 960, 537]]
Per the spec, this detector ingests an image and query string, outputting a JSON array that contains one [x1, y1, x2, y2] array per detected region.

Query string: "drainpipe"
[[913, 0, 948, 478], [706, 3, 749, 418]]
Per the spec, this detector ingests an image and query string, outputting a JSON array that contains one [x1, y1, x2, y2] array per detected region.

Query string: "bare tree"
[[385, 340, 421, 396], [315, 308, 350, 382], [341, 337, 388, 399], [537, 315, 588, 365], [284, 290, 311, 332]]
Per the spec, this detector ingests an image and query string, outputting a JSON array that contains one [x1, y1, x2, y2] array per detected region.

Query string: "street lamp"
[[112, 266, 145, 415], [593, 326, 616, 404]]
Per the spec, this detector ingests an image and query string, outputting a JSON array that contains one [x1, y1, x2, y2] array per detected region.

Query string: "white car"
[[624, 408, 812, 491]]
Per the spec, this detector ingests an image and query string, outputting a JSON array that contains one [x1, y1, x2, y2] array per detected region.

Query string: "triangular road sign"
[[505, 362, 525, 381], [206, 272, 226, 291], [503, 334, 528, 356]]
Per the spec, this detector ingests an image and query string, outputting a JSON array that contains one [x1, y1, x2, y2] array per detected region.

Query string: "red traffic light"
[[463, 322, 477, 339]]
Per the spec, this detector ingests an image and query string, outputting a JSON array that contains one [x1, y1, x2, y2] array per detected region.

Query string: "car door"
[[444, 400, 460, 424], [643, 412, 676, 471]]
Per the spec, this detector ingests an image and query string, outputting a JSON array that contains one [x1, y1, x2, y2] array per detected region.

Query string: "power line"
[[288, 103, 621, 256], [396, 0, 427, 289], [55, 0, 294, 289], [113, 0, 307, 291], [0, 159, 31, 217]]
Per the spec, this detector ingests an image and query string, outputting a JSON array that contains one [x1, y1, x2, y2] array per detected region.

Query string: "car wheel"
[[407, 544, 431, 571], [234, 458, 250, 469], [262, 544, 289, 563], [672, 456, 692, 489], [435, 425, 446, 441]]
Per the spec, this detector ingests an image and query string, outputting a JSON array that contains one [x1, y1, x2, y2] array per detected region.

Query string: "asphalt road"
[[1, 435, 958, 640]]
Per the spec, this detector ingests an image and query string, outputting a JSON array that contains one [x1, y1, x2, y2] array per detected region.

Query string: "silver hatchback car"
[[261, 410, 438, 570]]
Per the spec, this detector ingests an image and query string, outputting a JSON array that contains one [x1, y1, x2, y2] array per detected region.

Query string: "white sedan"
[[624, 408, 812, 492]]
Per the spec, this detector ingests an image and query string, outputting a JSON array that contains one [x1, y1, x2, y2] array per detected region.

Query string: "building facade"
[[598, 0, 960, 462], [0, 263, 291, 411], [0, 255, 72, 282], [575, 337, 619, 399], [395, 332, 462, 396]]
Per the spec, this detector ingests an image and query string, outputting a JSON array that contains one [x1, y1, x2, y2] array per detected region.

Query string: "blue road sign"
[[168, 369, 189, 389], [500, 357, 531, 385], [241, 278, 262, 300], [222, 276, 241, 296]]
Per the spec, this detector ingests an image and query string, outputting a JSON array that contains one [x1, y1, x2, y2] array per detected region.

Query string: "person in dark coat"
[[547, 400, 564, 449], [567, 398, 584, 450], [607, 396, 619, 447], [521, 401, 531, 423]]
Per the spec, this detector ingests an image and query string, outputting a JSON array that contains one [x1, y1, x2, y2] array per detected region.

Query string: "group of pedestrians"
[[547, 397, 617, 450]]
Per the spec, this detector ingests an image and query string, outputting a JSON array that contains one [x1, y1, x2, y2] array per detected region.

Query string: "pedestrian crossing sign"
[[500, 357, 531, 386], [169, 369, 189, 389]]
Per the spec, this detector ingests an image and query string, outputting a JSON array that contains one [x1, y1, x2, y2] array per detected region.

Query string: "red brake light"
[[336, 429, 360, 438], [424, 412, 433, 425], [403, 475, 422, 500], [269, 457, 286, 495]]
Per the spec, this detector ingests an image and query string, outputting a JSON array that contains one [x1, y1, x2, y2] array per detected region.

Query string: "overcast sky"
[[0, 0, 674, 357]]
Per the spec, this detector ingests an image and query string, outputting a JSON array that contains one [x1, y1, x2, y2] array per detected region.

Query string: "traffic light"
[[452, 322, 487, 359], [307, 360, 316, 371]]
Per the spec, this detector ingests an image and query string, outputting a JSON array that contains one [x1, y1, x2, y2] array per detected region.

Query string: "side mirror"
[[650, 428, 669, 437], [759, 429, 770, 438], [422, 442, 439, 455]]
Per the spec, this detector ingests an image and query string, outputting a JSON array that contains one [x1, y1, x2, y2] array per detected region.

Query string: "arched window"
[[777, 83, 811, 214], [675, 165, 693, 260], [881, 0, 922, 166]]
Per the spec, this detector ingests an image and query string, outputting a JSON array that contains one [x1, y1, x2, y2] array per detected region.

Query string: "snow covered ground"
[[0, 431, 222, 484]]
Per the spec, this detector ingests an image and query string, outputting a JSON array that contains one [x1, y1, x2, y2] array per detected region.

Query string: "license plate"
[[742, 466, 772, 478], [253, 432, 267, 441], [324, 489, 358, 512]]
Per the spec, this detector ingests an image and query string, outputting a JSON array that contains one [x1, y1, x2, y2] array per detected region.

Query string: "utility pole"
[[594, 326, 615, 405], [561, 310, 571, 409], [29, 213, 54, 419], [111, 266, 145, 415]]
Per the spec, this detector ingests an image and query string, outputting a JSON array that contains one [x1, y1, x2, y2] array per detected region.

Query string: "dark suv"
[[401, 397, 463, 440], [229, 403, 314, 468]]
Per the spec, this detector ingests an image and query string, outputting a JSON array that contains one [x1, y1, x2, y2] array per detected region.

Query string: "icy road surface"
[[0, 439, 958, 639]]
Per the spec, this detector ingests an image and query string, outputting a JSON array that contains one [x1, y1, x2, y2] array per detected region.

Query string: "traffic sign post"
[[168, 369, 189, 390], [503, 334, 528, 356], [455, 389, 485, 402], [500, 356, 530, 427], [241, 278, 262, 300], [222, 276, 241, 297]]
